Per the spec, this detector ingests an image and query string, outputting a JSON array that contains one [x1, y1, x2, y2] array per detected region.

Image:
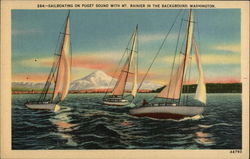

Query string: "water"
[[12, 93, 242, 149]]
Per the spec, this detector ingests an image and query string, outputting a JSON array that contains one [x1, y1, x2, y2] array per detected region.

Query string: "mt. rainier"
[[70, 71, 114, 90], [70, 70, 162, 90]]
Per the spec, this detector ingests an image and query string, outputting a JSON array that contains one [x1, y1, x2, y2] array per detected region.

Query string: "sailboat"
[[103, 25, 138, 106], [130, 10, 206, 119], [25, 13, 71, 112]]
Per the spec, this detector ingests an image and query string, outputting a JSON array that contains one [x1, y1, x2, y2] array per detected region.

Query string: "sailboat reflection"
[[194, 131, 215, 146], [49, 106, 78, 146]]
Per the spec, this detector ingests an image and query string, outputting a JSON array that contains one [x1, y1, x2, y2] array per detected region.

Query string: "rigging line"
[[103, 30, 134, 97], [113, 59, 129, 96], [195, 11, 202, 55], [176, 31, 188, 105], [44, 33, 65, 101], [184, 46, 193, 105], [44, 14, 69, 102], [136, 9, 183, 94], [129, 26, 139, 99], [51, 15, 69, 102], [172, 13, 189, 104], [69, 24, 73, 92], [70, 35, 73, 82], [38, 12, 70, 103], [179, 18, 189, 57], [178, 9, 192, 105], [195, 11, 205, 86], [39, 58, 57, 102], [166, 12, 185, 102], [43, 56, 60, 102], [136, 25, 139, 96], [123, 27, 137, 97], [38, 33, 63, 102], [186, 22, 196, 104]]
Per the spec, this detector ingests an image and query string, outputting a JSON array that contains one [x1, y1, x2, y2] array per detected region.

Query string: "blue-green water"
[[12, 93, 242, 149]]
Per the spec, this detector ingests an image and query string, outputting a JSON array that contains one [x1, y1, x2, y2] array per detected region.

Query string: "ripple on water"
[[12, 93, 242, 149]]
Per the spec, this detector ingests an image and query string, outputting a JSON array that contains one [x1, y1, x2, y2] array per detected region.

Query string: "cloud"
[[72, 56, 116, 70], [12, 73, 48, 82], [19, 51, 124, 68], [211, 44, 240, 53], [161, 53, 240, 65], [200, 54, 240, 65]]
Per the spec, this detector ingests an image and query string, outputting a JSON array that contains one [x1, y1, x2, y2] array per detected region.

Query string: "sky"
[[12, 9, 241, 84]]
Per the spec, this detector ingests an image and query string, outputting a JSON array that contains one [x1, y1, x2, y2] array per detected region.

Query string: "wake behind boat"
[[25, 12, 72, 112], [130, 10, 206, 119], [103, 25, 139, 106]]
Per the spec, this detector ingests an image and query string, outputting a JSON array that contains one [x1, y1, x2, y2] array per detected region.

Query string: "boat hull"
[[25, 103, 60, 112], [129, 106, 204, 119], [103, 100, 130, 106]]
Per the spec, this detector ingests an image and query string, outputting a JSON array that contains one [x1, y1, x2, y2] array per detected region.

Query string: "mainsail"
[[112, 26, 138, 97], [193, 39, 206, 104], [130, 26, 138, 98], [52, 15, 71, 102], [156, 10, 194, 99]]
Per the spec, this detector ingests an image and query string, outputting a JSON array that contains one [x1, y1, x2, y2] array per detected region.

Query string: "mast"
[[112, 25, 138, 96], [155, 10, 194, 101], [130, 24, 138, 98], [178, 9, 193, 101], [52, 12, 71, 102]]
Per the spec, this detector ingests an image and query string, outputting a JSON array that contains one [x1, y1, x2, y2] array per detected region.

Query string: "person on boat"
[[142, 99, 148, 106]]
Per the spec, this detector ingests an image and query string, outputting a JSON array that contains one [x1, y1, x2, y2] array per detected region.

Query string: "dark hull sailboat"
[[130, 105, 204, 120], [130, 10, 206, 119]]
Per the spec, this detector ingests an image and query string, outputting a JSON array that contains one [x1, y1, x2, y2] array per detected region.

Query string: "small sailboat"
[[103, 25, 138, 106], [25, 13, 72, 112], [130, 10, 206, 119]]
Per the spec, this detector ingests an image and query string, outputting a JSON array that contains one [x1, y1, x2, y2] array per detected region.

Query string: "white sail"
[[52, 16, 71, 101], [156, 55, 185, 99], [193, 39, 206, 104], [156, 10, 194, 99], [130, 29, 138, 97], [112, 60, 130, 96], [112, 26, 138, 97], [131, 52, 137, 97]]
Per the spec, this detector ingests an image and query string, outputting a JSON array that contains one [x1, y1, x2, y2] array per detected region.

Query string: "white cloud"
[[200, 54, 240, 65], [161, 53, 240, 65], [211, 44, 240, 53]]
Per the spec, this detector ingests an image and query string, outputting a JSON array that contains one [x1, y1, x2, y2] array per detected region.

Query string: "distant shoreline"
[[12, 83, 242, 94], [11, 89, 151, 94], [151, 83, 242, 93]]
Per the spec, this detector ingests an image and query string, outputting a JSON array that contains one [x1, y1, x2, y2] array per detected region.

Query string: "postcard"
[[0, 0, 249, 159]]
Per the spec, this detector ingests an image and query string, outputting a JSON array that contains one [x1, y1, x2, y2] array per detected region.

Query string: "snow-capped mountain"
[[70, 70, 114, 90], [70, 70, 162, 90], [12, 70, 162, 91]]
